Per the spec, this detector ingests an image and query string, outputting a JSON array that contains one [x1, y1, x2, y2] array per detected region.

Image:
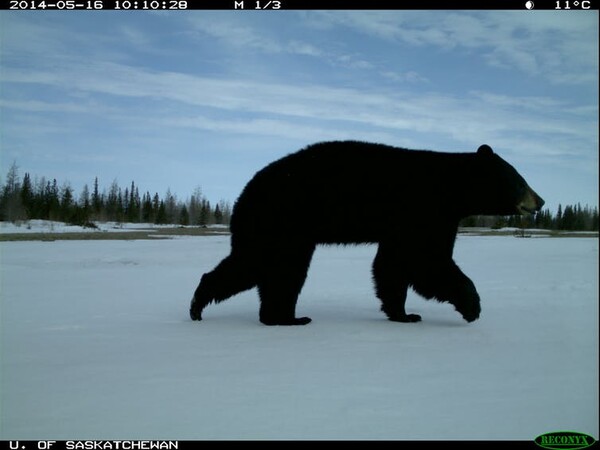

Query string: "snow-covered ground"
[[0, 220, 229, 234], [1, 235, 598, 440]]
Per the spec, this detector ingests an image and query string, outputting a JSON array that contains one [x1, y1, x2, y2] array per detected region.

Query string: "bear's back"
[[229, 141, 474, 242], [254, 141, 417, 187]]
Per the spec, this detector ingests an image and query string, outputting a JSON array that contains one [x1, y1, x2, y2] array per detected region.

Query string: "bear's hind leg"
[[257, 245, 315, 326], [372, 243, 421, 323]]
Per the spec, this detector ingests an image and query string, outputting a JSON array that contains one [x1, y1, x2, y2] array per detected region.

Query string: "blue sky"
[[1, 11, 598, 212]]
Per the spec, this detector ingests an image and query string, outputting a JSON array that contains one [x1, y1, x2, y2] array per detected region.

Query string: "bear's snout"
[[517, 186, 544, 214]]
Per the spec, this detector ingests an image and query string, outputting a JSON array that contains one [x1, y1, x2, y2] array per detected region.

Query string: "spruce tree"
[[60, 183, 74, 222], [142, 192, 154, 223], [1, 162, 26, 221], [214, 203, 223, 224], [155, 200, 167, 224], [179, 204, 190, 226], [21, 173, 33, 217]]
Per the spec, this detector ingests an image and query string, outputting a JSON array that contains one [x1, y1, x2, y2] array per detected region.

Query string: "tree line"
[[1, 162, 598, 232], [0, 162, 231, 226], [459, 204, 598, 232]]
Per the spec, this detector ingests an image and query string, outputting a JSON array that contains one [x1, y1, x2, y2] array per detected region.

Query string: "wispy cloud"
[[3, 59, 595, 161], [310, 11, 598, 85], [185, 14, 325, 58], [161, 115, 395, 143], [0, 99, 90, 114], [117, 24, 154, 48], [381, 70, 429, 84], [186, 15, 282, 53]]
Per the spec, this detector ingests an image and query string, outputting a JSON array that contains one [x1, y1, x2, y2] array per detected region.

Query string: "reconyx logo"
[[535, 431, 597, 450]]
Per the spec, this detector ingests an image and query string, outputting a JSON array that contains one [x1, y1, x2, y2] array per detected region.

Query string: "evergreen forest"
[[1, 162, 598, 232]]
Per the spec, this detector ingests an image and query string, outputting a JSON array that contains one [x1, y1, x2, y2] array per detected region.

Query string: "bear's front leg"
[[451, 276, 481, 322], [372, 243, 421, 323], [256, 243, 315, 326], [376, 282, 422, 323], [386, 310, 422, 323], [411, 260, 481, 323], [257, 281, 312, 326]]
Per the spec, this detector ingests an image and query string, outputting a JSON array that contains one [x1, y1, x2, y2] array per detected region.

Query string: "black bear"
[[190, 141, 544, 325]]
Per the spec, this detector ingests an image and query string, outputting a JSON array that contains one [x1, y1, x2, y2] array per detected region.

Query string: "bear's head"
[[471, 144, 545, 216]]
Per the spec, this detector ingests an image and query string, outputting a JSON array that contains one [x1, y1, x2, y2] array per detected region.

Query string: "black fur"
[[190, 141, 544, 325]]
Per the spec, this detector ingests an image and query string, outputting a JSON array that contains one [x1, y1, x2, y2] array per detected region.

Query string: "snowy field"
[[0, 220, 229, 234], [0, 220, 153, 234], [1, 235, 598, 440]]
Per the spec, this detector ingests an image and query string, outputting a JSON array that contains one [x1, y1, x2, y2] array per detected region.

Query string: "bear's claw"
[[388, 313, 422, 323], [455, 302, 481, 323], [260, 316, 312, 326], [190, 297, 202, 321]]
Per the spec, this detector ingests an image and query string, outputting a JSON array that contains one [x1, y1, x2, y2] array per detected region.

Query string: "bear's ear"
[[477, 144, 494, 156]]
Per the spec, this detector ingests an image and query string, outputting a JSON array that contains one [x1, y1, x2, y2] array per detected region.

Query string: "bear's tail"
[[190, 252, 257, 321]]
